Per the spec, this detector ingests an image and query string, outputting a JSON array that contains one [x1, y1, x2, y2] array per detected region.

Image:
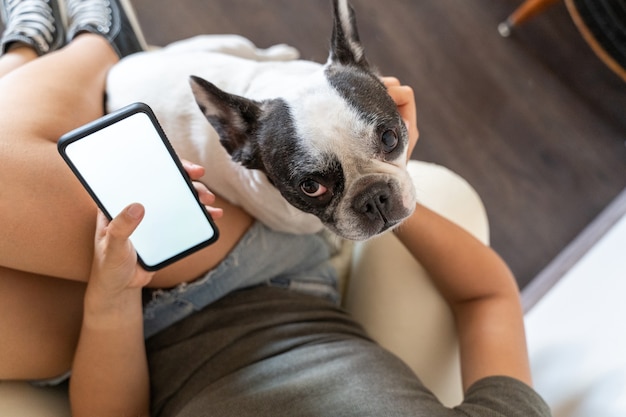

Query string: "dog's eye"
[[381, 129, 398, 153], [300, 179, 328, 198]]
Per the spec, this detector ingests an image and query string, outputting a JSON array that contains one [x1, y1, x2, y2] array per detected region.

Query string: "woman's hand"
[[88, 204, 153, 299], [72, 204, 152, 417], [72, 160, 227, 417], [381, 77, 418, 159], [88, 159, 223, 300]]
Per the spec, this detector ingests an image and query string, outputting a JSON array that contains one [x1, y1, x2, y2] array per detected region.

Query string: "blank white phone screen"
[[63, 111, 216, 268]]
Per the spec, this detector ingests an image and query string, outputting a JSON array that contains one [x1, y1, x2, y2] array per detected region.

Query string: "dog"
[[106, 0, 416, 241]]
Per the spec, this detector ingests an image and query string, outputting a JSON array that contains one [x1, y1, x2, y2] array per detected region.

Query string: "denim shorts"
[[142, 221, 340, 338]]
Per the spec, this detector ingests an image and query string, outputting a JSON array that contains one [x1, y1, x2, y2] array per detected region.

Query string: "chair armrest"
[[0, 381, 70, 417]]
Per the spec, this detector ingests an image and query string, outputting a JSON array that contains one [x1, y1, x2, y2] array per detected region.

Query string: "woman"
[[0, 1, 551, 416]]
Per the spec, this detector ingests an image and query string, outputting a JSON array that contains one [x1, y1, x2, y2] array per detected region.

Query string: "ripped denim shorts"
[[142, 221, 339, 339]]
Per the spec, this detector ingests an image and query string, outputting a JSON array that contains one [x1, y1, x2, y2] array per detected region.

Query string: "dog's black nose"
[[354, 182, 391, 222]]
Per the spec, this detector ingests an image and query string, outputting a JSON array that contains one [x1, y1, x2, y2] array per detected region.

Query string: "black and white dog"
[[106, 0, 416, 240]]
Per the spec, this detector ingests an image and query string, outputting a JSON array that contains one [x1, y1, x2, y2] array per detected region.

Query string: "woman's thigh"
[[0, 36, 116, 280]]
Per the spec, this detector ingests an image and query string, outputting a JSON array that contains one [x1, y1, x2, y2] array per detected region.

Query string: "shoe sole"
[[53, 0, 68, 51], [0, 0, 9, 26], [0, 1, 6, 26], [118, 0, 149, 51]]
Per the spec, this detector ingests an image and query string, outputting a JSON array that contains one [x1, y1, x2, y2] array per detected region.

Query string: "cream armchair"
[[0, 160, 487, 415]]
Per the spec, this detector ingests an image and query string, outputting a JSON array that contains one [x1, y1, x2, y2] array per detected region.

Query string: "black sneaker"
[[1, 0, 66, 56], [66, 0, 147, 58]]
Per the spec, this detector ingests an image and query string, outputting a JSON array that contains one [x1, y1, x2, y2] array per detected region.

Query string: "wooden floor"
[[130, 0, 625, 289], [3, 1, 620, 288]]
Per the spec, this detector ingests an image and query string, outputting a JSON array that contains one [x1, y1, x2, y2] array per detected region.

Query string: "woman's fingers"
[[382, 77, 419, 158], [180, 159, 205, 180]]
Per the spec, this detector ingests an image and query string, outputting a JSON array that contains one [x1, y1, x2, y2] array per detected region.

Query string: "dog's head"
[[189, 0, 416, 240]]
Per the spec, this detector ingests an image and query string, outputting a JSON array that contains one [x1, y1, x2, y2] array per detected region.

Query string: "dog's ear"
[[189, 75, 265, 171], [329, 0, 370, 69]]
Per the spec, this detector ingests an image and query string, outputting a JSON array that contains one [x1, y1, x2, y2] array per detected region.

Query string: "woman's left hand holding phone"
[[88, 158, 222, 297], [70, 160, 221, 417]]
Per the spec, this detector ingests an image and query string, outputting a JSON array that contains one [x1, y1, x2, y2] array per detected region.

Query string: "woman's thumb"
[[125, 203, 145, 221], [107, 203, 145, 242]]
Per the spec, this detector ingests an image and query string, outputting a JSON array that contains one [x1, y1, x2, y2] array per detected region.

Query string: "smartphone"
[[58, 102, 219, 271]]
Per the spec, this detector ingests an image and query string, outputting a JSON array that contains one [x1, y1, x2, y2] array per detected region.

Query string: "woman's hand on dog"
[[381, 77, 418, 159]]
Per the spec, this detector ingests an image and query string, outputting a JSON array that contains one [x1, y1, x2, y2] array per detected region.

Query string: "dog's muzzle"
[[338, 178, 413, 239]]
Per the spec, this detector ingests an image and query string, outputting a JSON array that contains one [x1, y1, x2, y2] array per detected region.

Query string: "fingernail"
[[127, 203, 143, 219]]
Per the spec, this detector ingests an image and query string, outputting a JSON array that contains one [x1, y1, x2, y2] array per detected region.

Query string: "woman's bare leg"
[[0, 45, 38, 77], [0, 34, 117, 280], [0, 35, 111, 379], [0, 35, 253, 379], [0, 1, 254, 379]]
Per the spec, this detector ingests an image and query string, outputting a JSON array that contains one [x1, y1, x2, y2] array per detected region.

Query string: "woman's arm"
[[69, 204, 153, 417], [394, 204, 532, 391], [70, 162, 224, 416]]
